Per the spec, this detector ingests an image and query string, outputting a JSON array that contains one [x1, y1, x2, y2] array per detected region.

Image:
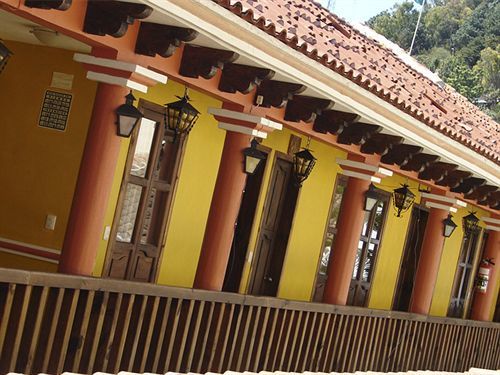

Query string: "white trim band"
[[485, 225, 500, 232], [0, 247, 59, 264], [481, 217, 500, 225], [342, 170, 381, 184], [425, 201, 458, 213], [74, 53, 168, 84], [86, 72, 149, 93], [336, 158, 393, 177], [209, 108, 283, 130], [218, 122, 267, 138], [421, 193, 467, 208]]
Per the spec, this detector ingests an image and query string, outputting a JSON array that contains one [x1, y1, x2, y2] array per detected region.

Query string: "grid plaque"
[[38, 90, 72, 131]]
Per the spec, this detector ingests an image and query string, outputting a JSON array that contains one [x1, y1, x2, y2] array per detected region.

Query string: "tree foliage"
[[367, 0, 500, 121]]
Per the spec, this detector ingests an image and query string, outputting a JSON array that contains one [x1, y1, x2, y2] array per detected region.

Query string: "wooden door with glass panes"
[[104, 100, 184, 282], [347, 193, 390, 306]]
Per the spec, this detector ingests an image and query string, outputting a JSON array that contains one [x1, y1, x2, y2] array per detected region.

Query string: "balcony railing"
[[0, 269, 498, 375]]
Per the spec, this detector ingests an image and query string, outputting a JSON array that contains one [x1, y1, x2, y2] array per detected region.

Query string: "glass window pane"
[[116, 183, 143, 243], [371, 203, 385, 240], [328, 182, 346, 229], [155, 136, 180, 183], [363, 243, 377, 282], [140, 188, 168, 246], [361, 211, 370, 237], [130, 118, 157, 178], [352, 241, 364, 279]]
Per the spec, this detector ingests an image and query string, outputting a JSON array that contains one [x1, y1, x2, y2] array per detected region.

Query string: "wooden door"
[[223, 150, 267, 292], [392, 205, 429, 311], [104, 101, 184, 282], [347, 191, 390, 307], [249, 156, 299, 296]]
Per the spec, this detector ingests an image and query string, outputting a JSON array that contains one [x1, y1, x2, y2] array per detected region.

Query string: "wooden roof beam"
[[218, 63, 275, 94], [360, 133, 404, 156], [337, 122, 382, 146], [255, 80, 306, 108], [284, 95, 334, 123], [25, 0, 71, 10], [313, 110, 359, 135], [380, 144, 423, 166], [135, 23, 198, 58], [179, 44, 239, 79]]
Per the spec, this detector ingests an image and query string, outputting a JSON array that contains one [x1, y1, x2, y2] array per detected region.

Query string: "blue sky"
[[319, 0, 404, 23]]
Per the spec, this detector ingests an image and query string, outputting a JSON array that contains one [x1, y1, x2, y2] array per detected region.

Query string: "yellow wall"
[[92, 81, 224, 287], [368, 176, 422, 310], [0, 41, 97, 270]]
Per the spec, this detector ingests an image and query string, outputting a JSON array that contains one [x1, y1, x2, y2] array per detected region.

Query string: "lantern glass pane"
[[131, 118, 156, 178], [365, 196, 378, 212], [119, 116, 138, 137], [245, 155, 261, 174], [444, 224, 454, 237]]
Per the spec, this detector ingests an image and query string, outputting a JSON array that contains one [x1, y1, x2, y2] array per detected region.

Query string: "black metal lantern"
[[392, 183, 415, 217], [115, 91, 143, 137], [164, 88, 200, 142], [443, 214, 457, 238], [463, 211, 480, 237], [243, 139, 266, 175], [0, 41, 13, 74], [293, 147, 316, 186], [364, 183, 380, 211]]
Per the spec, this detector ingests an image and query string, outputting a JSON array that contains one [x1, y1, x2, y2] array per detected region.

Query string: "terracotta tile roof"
[[213, 0, 500, 164]]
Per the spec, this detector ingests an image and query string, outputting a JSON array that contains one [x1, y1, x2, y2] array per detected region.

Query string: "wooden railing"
[[0, 269, 498, 374]]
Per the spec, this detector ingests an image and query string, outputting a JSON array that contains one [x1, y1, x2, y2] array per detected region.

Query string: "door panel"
[[104, 101, 184, 283], [249, 157, 298, 296]]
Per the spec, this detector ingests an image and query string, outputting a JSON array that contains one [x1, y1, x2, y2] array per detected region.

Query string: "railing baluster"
[[217, 303, 235, 372], [175, 299, 196, 372], [56, 289, 80, 374], [263, 308, 280, 370], [163, 298, 183, 370], [404, 320, 418, 371], [358, 315, 374, 371], [41, 287, 64, 373], [139, 295, 160, 372], [277, 309, 295, 371], [186, 300, 205, 372], [339, 314, 355, 372], [0, 283, 16, 363], [227, 304, 245, 370], [351, 315, 367, 372], [152, 297, 172, 373], [208, 303, 227, 372], [367, 317, 382, 370], [293, 310, 311, 371], [252, 305, 270, 372], [326, 313, 343, 372], [72, 290, 96, 372], [237, 305, 255, 371], [286, 310, 303, 372], [100, 293, 123, 372], [112, 294, 135, 373], [196, 301, 215, 373], [313, 313, 332, 371], [308, 312, 326, 371], [88, 291, 110, 373], [383, 318, 397, 372], [9, 285, 32, 371], [25, 286, 49, 374], [244, 305, 262, 371]]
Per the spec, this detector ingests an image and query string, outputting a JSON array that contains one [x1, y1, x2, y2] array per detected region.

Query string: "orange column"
[[58, 83, 128, 275], [194, 131, 250, 291], [410, 207, 449, 314], [471, 230, 500, 321], [323, 176, 371, 305]]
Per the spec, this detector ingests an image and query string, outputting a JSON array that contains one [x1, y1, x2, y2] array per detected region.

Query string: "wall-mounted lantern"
[[164, 88, 200, 142], [392, 184, 415, 217], [463, 211, 480, 237], [443, 214, 457, 238], [243, 138, 266, 175], [364, 183, 381, 211], [293, 147, 316, 186], [115, 91, 143, 137], [0, 41, 13, 74]]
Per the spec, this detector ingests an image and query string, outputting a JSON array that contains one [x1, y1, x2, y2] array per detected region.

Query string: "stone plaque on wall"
[[38, 90, 72, 131]]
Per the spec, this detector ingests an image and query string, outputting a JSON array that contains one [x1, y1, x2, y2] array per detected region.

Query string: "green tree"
[[424, 0, 471, 48], [439, 57, 482, 100], [367, 1, 430, 54], [474, 47, 500, 121], [417, 47, 451, 71]]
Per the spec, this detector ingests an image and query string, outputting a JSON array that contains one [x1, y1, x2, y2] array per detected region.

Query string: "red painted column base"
[[323, 176, 371, 305], [58, 83, 128, 275]]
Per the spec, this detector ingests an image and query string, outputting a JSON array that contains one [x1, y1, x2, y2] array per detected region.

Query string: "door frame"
[[246, 151, 298, 296], [391, 203, 429, 310], [102, 99, 186, 282]]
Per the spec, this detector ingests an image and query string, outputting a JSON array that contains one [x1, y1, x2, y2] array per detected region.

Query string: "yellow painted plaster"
[[0, 41, 97, 271]]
